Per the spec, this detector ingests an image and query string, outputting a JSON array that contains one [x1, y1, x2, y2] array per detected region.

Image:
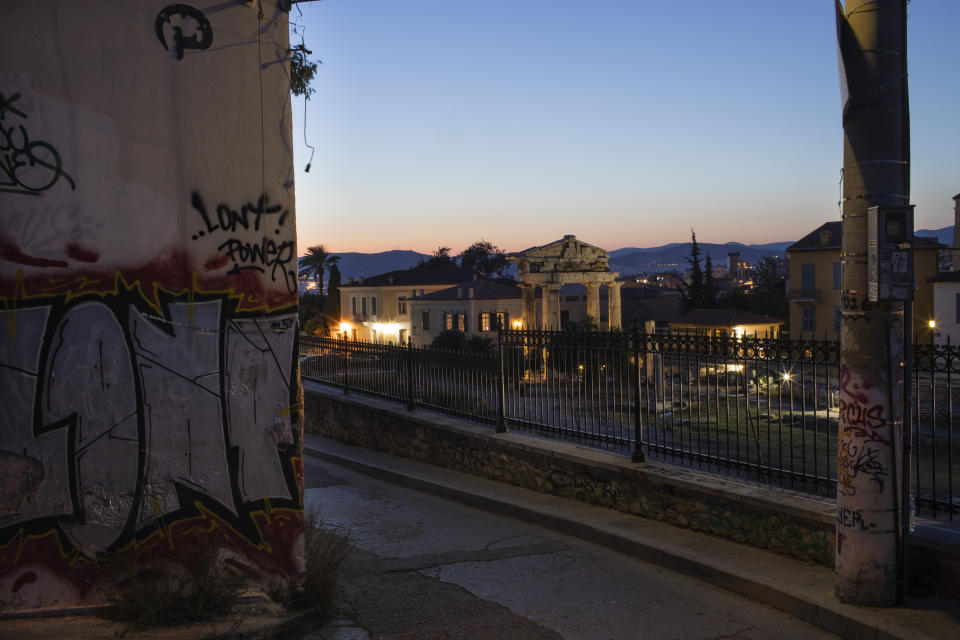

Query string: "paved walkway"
[[303, 434, 960, 640], [301, 450, 835, 640]]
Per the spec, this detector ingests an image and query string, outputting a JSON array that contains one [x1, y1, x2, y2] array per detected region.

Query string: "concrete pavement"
[[303, 434, 960, 640], [301, 448, 836, 639]]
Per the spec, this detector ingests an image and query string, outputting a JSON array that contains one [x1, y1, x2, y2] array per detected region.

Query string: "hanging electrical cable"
[[288, 4, 318, 172]]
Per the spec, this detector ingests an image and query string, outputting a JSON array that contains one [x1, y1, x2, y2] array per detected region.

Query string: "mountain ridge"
[[318, 226, 953, 280]]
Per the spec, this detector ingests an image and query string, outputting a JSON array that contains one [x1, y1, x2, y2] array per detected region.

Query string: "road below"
[[301, 453, 836, 640]]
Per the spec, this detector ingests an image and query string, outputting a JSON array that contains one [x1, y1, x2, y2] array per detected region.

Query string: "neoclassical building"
[[509, 235, 622, 330]]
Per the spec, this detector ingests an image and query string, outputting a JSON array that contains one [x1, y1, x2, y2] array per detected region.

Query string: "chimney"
[[388, 275, 394, 285], [819, 230, 832, 246], [358, 276, 364, 285], [348, 277, 355, 284]]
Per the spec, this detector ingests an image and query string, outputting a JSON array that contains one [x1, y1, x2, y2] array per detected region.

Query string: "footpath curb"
[[304, 435, 960, 640]]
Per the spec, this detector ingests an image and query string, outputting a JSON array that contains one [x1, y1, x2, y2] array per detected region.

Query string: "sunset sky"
[[291, 1, 960, 255]]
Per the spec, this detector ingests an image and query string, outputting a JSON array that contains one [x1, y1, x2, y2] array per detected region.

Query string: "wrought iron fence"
[[300, 330, 959, 520]]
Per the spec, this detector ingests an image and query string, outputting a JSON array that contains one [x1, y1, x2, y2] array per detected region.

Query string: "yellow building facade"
[[787, 222, 943, 342]]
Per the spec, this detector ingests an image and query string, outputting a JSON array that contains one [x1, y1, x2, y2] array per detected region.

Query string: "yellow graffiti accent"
[[278, 402, 299, 417], [0, 267, 295, 323]]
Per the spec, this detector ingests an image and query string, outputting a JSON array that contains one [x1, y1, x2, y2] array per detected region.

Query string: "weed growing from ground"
[[104, 545, 247, 629], [272, 511, 349, 613]]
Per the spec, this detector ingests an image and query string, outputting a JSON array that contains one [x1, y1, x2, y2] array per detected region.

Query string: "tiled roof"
[[787, 222, 843, 251], [673, 308, 783, 327], [788, 221, 945, 252], [341, 267, 475, 288], [418, 280, 521, 301]]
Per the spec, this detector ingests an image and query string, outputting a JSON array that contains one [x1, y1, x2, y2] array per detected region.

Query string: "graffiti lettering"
[[839, 364, 870, 405], [218, 238, 296, 290], [838, 398, 884, 430], [191, 192, 289, 235], [836, 506, 874, 530], [0, 92, 76, 196], [839, 439, 887, 494], [0, 291, 299, 556], [191, 192, 297, 294], [155, 4, 213, 60], [838, 399, 890, 445]]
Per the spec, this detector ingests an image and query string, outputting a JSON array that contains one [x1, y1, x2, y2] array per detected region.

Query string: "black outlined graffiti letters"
[[0, 92, 76, 196], [190, 192, 297, 294], [1, 290, 299, 555]]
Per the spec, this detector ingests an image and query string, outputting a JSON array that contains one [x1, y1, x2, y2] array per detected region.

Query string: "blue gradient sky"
[[291, 1, 960, 255]]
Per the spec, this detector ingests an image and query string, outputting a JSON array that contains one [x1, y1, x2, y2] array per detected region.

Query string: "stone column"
[[545, 285, 561, 330], [608, 282, 623, 330], [521, 283, 536, 330], [585, 281, 600, 323]]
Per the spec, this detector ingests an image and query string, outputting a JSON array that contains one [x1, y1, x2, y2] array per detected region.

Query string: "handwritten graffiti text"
[[191, 192, 296, 294], [0, 92, 76, 196]]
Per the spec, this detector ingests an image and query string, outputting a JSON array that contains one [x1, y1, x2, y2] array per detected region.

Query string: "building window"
[[833, 263, 841, 290], [444, 312, 454, 331], [480, 312, 491, 332], [955, 293, 960, 324], [833, 306, 841, 334], [361, 297, 367, 317], [398, 296, 407, 315], [802, 306, 816, 332], [457, 313, 467, 332], [560, 310, 570, 328], [371, 296, 377, 317], [801, 264, 816, 297], [496, 311, 508, 330], [351, 296, 357, 318], [422, 310, 431, 331]]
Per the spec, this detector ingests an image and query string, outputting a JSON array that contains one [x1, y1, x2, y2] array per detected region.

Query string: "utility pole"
[[835, 0, 910, 605]]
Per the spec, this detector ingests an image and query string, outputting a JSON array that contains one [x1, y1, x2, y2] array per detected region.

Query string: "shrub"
[[272, 512, 349, 613], [105, 545, 246, 629]]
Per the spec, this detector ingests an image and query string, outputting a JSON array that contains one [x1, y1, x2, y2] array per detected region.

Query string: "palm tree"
[[298, 245, 340, 294]]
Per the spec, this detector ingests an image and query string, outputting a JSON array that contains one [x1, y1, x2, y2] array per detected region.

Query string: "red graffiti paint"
[[839, 364, 870, 405], [0, 242, 69, 268], [0, 248, 296, 312], [11, 570, 37, 593], [204, 253, 230, 271], [1, 508, 306, 604], [65, 243, 100, 263]]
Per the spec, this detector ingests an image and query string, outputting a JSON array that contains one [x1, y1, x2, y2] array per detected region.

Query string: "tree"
[[325, 262, 342, 324], [458, 240, 509, 277], [703, 253, 718, 308], [416, 246, 457, 269], [289, 43, 319, 98], [750, 257, 786, 318], [299, 292, 326, 335], [298, 245, 340, 294], [679, 230, 705, 312]]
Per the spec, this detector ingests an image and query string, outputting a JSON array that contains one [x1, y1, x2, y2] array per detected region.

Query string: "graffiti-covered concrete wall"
[[0, 2, 303, 610]]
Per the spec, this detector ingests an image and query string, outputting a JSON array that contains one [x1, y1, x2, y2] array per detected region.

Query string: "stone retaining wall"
[[304, 385, 836, 566]]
